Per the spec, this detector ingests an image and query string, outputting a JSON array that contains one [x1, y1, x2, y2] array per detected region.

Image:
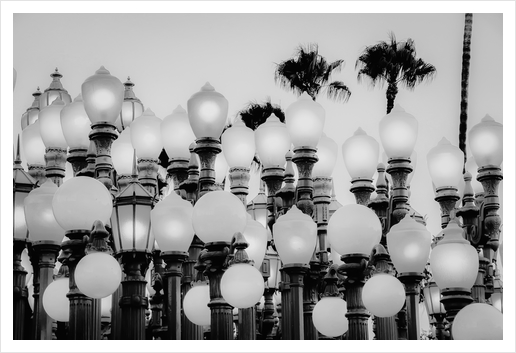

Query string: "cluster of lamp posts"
[[13, 66, 503, 341]]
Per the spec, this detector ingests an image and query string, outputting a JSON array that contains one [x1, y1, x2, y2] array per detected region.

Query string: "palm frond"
[[325, 81, 352, 102]]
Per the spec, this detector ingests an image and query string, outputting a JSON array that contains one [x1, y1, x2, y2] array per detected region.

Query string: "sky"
[[2, 2, 515, 352]]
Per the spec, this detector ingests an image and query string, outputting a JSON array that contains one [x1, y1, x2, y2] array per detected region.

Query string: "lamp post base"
[[398, 272, 425, 340], [281, 263, 309, 340]]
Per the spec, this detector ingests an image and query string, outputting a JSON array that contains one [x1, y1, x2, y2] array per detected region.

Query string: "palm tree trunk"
[[386, 83, 398, 114], [459, 13, 473, 173]]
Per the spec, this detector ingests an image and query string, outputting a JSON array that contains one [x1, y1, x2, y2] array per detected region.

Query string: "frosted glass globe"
[[42, 278, 69, 322], [38, 99, 68, 149], [221, 263, 264, 308], [312, 133, 338, 177], [379, 104, 418, 159], [214, 152, 228, 184], [313, 297, 348, 337], [21, 249, 33, 286], [342, 128, 379, 179], [362, 273, 405, 317], [101, 295, 112, 318], [22, 120, 46, 165], [111, 127, 134, 176], [75, 252, 122, 299], [255, 115, 291, 168], [468, 115, 503, 167], [427, 137, 464, 189], [453, 303, 503, 340], [130, 108, 163, 159], [187, 82, 228, 139], [161, 105, 196, 159], [183, 283, 211, 326], [242, 215, 268, 269], [52, 176, 113, 231], [60, 94, 91, 149], [192, 191, 247, 243], [221, 118, 256, 168], [285, 92, 325, 148]]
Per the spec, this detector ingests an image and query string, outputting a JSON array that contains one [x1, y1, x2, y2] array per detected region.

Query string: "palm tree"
[[356, 32, 437, 114], [274, 43, 351, 102], [459, 13, 473, 172]]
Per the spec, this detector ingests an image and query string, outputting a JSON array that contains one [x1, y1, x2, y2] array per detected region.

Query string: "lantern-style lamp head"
[[111, 127, 134, 176], [379, 104, 418, 159], [285, 92, 325, 148], [161, 105, 196, 160], [429, 220, 478, 290], [130, 108, 163, 159], [255, 114, 291, 168], [242, 214, 268, 269], [312, 133, 338, 178], [265, 247, 281, 289], [13, 141, 36, 241], [273, 206, 317, 265], [38, 98, 68, 149], [422, 281, 446, 316], [342, 127, 379, 179], [21, 87, 42, 130], [468, 114, 503, 168], [81, 66, 124, 124], [187, 82, 228, 139], [39, 68, 72, 109], [222, 118, 256, 168], [116, 77, 144, 131], [21, 120, 46, 166], [386, 215, 431, 274], [60, 94, 91, 150], [427, 137, 464, 189]]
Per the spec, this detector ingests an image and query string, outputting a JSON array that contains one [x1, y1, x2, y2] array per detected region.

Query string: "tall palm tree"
[[356, 32, 437, 114], [274, 43, 351, 102], [459, 13, 473, 172]]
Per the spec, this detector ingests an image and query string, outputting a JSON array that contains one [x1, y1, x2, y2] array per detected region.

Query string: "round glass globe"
[[60, 94, 91, 150], [342, 128, 379, 179], [192, 190, 247, 243], [427, 137, 464, 189], [221, 263, 265, 308], [243, 215, 268, 269], [453, 303, 503, 340], [312, 133, 338, 177], [21, 120, 46, 166], [379, 104, 418, 159], [468, 115, 503, 167], [130, 108, 163, 159], [285, 92, 325, 148], [38, 99, 68, 149], [111, 127, 134, 176], [187, 82, 228, 139], [75, 252, 122, 299], [161, 105, 196, 160], [101, 295, 112, 318], [221, 118, 256, 168], [362, 273, 406, 317], [214, 152, 229, 184], [313, 297, 348, 337], [255, 114, 291, 168], [42, 278, 69, 322], [52, 176, 113, 231], [183, 283, 211, 326]]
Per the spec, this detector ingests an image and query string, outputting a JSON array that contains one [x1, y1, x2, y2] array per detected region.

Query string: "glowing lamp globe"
[[75, 252, 122, 298], [221, 118, 256, 168], [242, 215, 268, 269], [81, 66, 124, 124], [187, 82, 228, 139], [151, 191, 195, 252], [101, 295, 112, 318], [468, 115, 503, 167], [362, 273, 406, 317], [111, 127, 134, 176], [273, 206, 317, 265], [452, 303, 503, 340], [465, 157, 483, 195], [52, 176, 113, 231], [427, 137, 464, 189], [183, 283, 211, 326], [21, 120, 46, 165], [42, 278, 69, 322], [161, 105, 196, 159], [214, 152, 229, 184], [313, 297, 348, 337], [342, 128, 379, 179], [429, 220, 478, 290], [255, 114, 291, 168], [38, 99, 68, 149], [285, 92, 325, 148], [423, 281, 445, 316], [327, 204, 382, 256], [130, 108, 163, 159], [386, 215, 431, 273], [24, 180, 65, 244], [312, 133, 338, 177], [192, 190, 247, 243], [60, 94, 91, 150], [21, 249, 33, 286], [379, 104, 418, 158], [221, 263, 265, 308]]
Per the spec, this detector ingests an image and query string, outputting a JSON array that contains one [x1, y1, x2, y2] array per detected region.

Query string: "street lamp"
[[111, 128, 134, 190], [39, 68, 72, 108], [115, 77, 144, 132], [61, 94, 91, 175]]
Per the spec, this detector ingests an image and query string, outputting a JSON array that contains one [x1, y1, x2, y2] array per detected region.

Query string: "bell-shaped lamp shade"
[[75, 252, 122, 299], [42, 278, 69, 322], [24, 180, 65, 243], [21, 249, 33, 286], [327, 204, 382, 256], [81, 66, 124, 124], [222, 118, 256, 168], [429, 220, 478, 290], [52, 176, 113, 231], [452, 303, 503, 340], [150, 191, 195, 252], [255, 114, 291, 168], [313, 297, 348, 337], [192, 190, 247, 243], [427, 137, 464, 189], [161, 105, 196, 160], [379, 104, 418, 159], [187, 82, 228, 139], [386, 215, 431, 273], [214, 152, 229, 184], [130, 108, 163, 159], [221, 263, 265, 308], [111, 127, 134, 176], [38, 99, 68, 149], [242, 215, 268, 269], [422, 281, 445, 316], [468, 115, 503, 167], [285, 92, 325, 148], [342, 128, 379, 179], [21, 120, 46, 165], [273, 206, 317, 265], [183, 283, 211, 326], [312, 133, 338, 177], [60, 94, 91, 150], [39, 69, 72, 108], [362, 273, 406, 317]]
